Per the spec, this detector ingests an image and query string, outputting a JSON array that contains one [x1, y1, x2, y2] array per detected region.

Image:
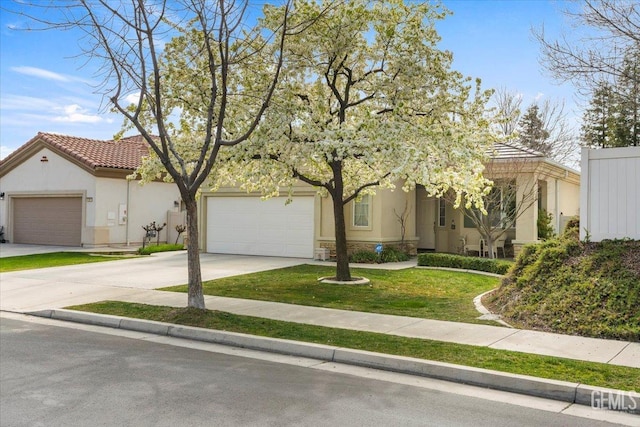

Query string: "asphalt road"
[[0, 316, 627, 427]]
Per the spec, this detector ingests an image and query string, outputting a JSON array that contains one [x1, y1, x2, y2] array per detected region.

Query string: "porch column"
[[512, 173, 539, 258]]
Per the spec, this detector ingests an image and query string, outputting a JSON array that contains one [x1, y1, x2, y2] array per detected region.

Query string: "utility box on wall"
[[580, 147, 640, 241]]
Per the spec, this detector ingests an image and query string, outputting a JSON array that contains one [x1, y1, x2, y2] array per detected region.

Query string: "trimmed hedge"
[[138, 244, 185, 255], [417, 253, 513, 275]]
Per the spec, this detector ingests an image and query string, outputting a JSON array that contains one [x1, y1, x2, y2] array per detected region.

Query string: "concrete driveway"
[[0, 249, 307, 312]]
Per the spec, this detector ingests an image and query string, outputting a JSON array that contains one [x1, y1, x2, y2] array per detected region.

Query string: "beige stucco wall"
[[0, 148, 95, 244], [318, 184, 418, 254]]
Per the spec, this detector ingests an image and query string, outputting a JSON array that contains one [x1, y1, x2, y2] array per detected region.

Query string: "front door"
[[416, 190, 436, 250]]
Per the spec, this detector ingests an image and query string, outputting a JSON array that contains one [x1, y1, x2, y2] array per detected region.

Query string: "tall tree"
[[219, 0, 494, 281], [493, 87, 523, 138], [535, 0, 639, 93], [492, 89, 579, 166], [517, 104, 551, 156], [10, 0, 295, 308], [581, 82, 616, 148], [615, 46, 640, 146]]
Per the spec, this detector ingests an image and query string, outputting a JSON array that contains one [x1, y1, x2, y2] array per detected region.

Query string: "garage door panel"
[[207, 196, 314, 258], [13, 197, 82, 246]]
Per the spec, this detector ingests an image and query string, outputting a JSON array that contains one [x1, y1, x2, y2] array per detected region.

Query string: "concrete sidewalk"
[[85, 289, 638, 369], [1, 248, 638, 369]]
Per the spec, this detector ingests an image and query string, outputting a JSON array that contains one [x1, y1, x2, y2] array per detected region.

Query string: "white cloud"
[[52, 104, 104, 123], [12, 66, 70, 82], [534, 92, 545, 101], [125, 92, 141, 104]]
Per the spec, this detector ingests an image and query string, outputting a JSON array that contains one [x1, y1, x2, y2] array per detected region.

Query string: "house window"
[[353, 195, 371, 227], [464, 181, 516, 229], [438, 198, 446, 227]]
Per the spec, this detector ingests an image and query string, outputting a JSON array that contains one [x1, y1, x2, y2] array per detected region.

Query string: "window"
[[464, 181, 516, 229], [438, 198, 446, 227], [353, 195, 371, 227]]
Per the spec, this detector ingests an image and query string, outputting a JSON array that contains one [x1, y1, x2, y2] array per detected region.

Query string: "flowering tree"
[[219, 0, 494, 281], [10, 0, 295, 308]]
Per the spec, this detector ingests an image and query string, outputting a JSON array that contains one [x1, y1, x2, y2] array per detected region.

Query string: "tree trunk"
[[486, 237, 496, 259], [331, 191, 352, 281], [185, 198, 205, 309]]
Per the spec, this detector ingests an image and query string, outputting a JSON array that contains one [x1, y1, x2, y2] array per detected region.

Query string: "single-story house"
[[0, 132, 183, 247], [1, 133, 580, 258], [201, 142, 581, 258]]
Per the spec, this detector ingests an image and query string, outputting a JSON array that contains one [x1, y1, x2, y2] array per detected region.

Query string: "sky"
[[0, 0, 581, 160]]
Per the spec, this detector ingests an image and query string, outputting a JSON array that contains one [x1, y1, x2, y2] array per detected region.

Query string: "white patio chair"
[[463, 237, 482, 256]]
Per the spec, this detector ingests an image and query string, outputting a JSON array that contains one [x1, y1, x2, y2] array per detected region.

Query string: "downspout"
[[126, 179, 131, 246], [555, 178, 560, 233]]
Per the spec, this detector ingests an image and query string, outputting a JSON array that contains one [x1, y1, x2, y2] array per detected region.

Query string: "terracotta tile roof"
[[3, 132, 153, 171]]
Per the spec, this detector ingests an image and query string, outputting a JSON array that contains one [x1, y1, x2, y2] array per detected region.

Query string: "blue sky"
[[0, 1, 579, 160]]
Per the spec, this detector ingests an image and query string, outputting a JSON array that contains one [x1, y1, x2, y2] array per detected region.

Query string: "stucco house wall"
[[93, 178, 181, 246], [0, 147, 96, 244]]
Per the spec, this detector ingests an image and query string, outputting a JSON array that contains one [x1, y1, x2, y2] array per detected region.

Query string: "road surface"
[[1, 315, 633, 426]]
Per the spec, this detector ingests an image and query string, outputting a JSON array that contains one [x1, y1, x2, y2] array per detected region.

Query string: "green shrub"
[[380, 247, 410, 263], [488, 233, 640, 341], [417, 253, 512, 275], [349, 250, 380, 263], [349, 247, 411, 264], [537, 208, 556, 240], [138, 243, 185, 255]]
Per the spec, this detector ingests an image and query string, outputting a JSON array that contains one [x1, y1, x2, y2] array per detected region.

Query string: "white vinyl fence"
[[580, 146, 640, 241]]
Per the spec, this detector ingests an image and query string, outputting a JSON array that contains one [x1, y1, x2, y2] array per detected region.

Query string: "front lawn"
[[0, 252, 132, 272], [162, 265, 500, 324], [67, 301, 640, 392]]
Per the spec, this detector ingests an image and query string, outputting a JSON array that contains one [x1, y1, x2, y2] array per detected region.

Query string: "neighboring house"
[[200, 142, 581, 259], [0, 133, 183, 247], [580, 146, 640, 242]]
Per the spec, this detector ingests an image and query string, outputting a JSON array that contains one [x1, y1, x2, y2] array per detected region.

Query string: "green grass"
[[162, 264, 500, 324], [67, 301, 640, 392], [0, 252, 132, 272]]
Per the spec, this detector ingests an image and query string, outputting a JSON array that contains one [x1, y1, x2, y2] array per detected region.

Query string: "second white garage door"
[[206, 196, 314, 258]]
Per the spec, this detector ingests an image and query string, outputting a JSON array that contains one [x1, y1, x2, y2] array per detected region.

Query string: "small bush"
[[417, 253, 512, 275], [537, 208, 555, 240], [349, 250, 380, 263], [349, 247, 410, 264], [380, 247, 410, 263], [138, 243, 185, 255]]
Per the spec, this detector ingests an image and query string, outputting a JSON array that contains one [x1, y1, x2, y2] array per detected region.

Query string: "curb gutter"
[[29, 309, 639, 415]]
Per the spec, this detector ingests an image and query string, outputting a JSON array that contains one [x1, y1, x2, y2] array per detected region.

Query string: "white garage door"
[[206, 196, 314, 258]]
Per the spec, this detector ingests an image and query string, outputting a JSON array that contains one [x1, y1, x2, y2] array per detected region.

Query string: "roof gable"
[[0, 132, 151, 178]]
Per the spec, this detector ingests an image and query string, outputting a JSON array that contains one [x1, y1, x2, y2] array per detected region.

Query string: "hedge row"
[[417, 252, 512, 275]]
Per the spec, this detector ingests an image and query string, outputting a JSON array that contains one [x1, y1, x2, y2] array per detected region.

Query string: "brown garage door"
[[13, 197, 82, 246]]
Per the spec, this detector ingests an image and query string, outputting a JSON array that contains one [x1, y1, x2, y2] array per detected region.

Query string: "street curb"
[[29, 309, 639, 414]]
